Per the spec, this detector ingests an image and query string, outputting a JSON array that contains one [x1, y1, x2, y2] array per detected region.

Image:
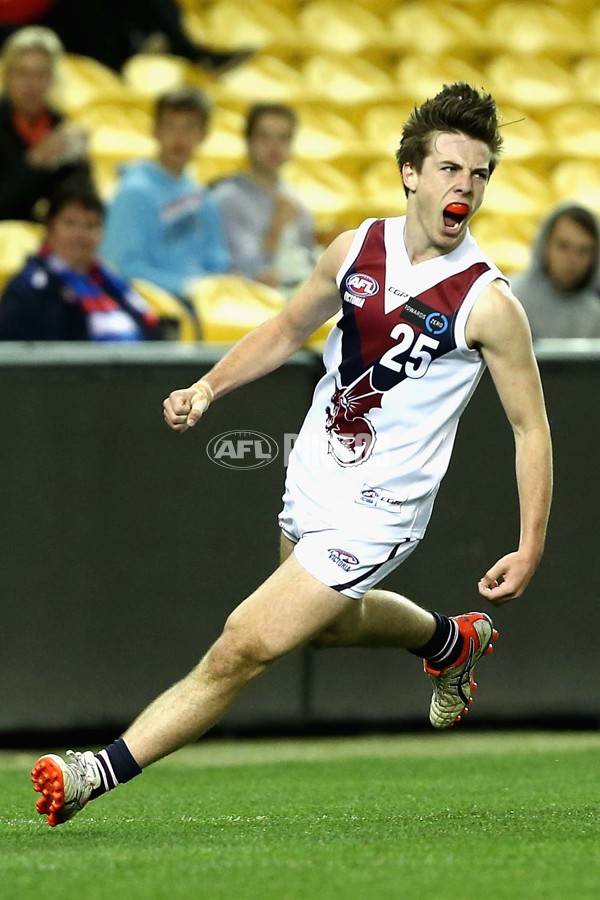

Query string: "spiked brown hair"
[[396, 83, 503, 195]]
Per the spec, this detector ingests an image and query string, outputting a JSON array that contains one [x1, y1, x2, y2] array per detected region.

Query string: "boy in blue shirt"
[[101, 87, 231, 307]]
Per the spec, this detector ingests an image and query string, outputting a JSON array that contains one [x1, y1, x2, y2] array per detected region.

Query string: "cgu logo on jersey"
[[344, 273, 379, 308], [359, 487, 379, 505], [328, 548, 360, 571], [356, 484, 404, 510]]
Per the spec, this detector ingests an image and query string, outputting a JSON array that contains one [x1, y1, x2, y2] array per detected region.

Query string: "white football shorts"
[[278, 505, 419, 600]]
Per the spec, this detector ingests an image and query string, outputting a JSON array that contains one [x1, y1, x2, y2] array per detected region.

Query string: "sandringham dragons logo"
[[325, 371, 384, 467]]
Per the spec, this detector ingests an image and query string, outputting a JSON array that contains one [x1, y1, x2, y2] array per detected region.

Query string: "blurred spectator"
[[211, 103, 317, 295], [0, 25, 90, 221], [101, 87, 231, 308], [0, 0, 253, 75], [0, 181, 162, 341], [512, 203, 600, 340]]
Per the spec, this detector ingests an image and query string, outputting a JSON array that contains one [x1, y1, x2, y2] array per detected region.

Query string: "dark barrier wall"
[[1, 342, 598, 733]]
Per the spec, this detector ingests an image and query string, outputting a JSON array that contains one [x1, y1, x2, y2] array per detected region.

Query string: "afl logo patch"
[[346, 273, 379, 298]]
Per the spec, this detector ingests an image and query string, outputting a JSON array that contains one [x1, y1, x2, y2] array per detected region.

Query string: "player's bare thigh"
[[225, 545, 352, 660], [278, 532, 364, 644]]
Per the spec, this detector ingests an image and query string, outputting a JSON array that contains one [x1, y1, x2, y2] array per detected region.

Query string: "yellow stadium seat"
[[215, 56, 305, 104], [294, 106, 362, 161], [388, 1, 486, 56], [361, 104, 415, 159], [284, 160, 361, 229], [90, 130, 155, 168], [185, 270, 340, 351], [349, 0, 398, 11], [202, 1, 298, 51], [131, 279, 198, 342], [201, 107, 246, 161], [589, 7, 600, 48], [298, 1, 388, 54], [551, 161, 600, 215], [497, 107, 547, 162], [121, 53, 210, 100], [302, 56, 395, 105], [74, 98, 153, 133], [361, 159, 407, 219], [545, 105, 600, 159], [74, 99, 156, 163], [180, 9, 207, 48], [395, 56, 486, 105], [482, 162, 554, 218], [573, 57, 600, 105], [435, 0, 491, 8], [0, 221, 43, 293], [469, 214, 538, 275], [185, 275, 285, 343], [484, 56, 575, 110], [53, 54, 129, 115], [484, 2, 586, 56]]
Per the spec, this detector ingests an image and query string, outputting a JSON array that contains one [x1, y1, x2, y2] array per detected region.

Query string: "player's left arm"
[[467, 279, 553, 604]]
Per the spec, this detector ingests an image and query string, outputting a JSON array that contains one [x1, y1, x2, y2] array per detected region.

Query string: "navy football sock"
[[408, 611, 463, 670], [90, 737, 142, 800]]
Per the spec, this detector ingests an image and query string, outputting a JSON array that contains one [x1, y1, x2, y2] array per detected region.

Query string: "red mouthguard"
[[445, 202, 469, 216]]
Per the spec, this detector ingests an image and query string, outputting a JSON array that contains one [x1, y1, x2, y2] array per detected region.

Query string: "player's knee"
[[208, 617, 278, 678]]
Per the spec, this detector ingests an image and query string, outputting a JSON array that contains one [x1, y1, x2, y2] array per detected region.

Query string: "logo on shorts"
[[328, 548, 360, 572]]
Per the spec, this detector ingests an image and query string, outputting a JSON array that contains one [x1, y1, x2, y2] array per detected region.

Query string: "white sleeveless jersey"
[[283, 216, 508, 540]]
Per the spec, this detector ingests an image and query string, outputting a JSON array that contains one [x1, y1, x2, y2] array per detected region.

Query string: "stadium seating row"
[[52, 50, 600, 115], [41, 50, 600, 233], [181, 1, 600, 59]]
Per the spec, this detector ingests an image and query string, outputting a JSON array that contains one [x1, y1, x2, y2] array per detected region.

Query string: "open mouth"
[[442, 202, 470, 231]]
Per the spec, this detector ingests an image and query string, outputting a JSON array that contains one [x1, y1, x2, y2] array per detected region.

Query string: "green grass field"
[[1, 732, 599, 900]]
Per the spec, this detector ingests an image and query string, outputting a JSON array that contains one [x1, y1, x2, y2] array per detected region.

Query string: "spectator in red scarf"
[[0, 25, 91, 221], [0, 182, 163, 341]]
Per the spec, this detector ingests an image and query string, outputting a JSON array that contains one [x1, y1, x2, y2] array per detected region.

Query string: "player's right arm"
[[163, 230, 354, 432]]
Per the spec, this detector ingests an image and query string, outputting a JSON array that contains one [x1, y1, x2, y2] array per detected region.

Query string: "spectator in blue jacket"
[[0, 181, 162, 341], [101, 87, 231, 308]]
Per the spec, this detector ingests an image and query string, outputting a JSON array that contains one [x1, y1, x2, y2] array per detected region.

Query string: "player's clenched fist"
[[163, 379, 214, 432]]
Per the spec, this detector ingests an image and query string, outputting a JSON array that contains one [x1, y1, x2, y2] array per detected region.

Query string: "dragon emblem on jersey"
[[325, 370, 384, 467]]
